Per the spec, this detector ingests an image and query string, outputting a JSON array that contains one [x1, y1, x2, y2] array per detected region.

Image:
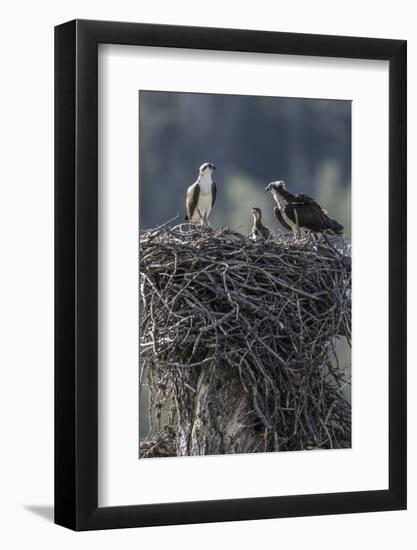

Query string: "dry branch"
[[139, 224, 351, 457]]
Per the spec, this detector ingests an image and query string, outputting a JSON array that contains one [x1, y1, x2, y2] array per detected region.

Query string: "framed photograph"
[[55, 19, 406, 530]]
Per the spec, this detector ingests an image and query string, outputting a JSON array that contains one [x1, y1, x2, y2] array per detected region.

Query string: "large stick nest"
[[140, 223, 351, 455]]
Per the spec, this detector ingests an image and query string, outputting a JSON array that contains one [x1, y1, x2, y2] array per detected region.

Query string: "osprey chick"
[[250, 207, 271, 241], [265, 180, 344, 237], [185, 162, 217, 226]]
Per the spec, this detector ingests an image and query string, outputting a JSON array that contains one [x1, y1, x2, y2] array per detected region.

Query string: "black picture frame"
[[55, 19, 407, 531]]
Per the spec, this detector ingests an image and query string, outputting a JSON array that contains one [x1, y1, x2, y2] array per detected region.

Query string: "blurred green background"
[[139, 91, 351, 238]]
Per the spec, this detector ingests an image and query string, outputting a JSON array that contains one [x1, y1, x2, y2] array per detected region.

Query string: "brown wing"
[[284, 202, 323, 231], [211, 181, 217, 208], [274, 205, 292, 231], [296, 193, 327, 213], [284, 202, 343, 234], [260, 224, 271, 239], [185, 183, 200, 221]]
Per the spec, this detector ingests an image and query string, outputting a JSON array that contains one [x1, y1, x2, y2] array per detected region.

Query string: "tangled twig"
[[139, 224, 351, 456]]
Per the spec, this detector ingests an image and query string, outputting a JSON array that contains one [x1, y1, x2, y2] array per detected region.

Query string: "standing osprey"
[[265, 180, 344, 237], [185, 162, 217, 226], [250, 207, 271, 241]]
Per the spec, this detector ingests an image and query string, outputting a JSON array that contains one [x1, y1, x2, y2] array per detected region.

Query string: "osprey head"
[[251, 207, 262, 220], [265, 180, 286, 193], [199, 162, 216, 175]]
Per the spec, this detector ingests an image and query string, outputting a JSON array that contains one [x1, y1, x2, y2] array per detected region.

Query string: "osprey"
[[184, 162, 217, 226], [265, 180, 344, 237], [250, 207, 271, 241]]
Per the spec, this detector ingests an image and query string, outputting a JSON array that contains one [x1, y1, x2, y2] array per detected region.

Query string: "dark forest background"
[[139, 91, 351, 239]]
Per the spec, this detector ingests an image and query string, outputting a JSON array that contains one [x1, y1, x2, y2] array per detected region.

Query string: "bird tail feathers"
[[324, 215, 344, 235]]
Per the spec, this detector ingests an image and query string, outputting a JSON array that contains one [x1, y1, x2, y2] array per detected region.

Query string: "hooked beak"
[[265, 184, 271, 192]]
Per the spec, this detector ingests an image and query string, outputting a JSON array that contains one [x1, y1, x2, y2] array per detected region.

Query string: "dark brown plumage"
[[273, 205, 292, 231], [266, 181, 344, 236]]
